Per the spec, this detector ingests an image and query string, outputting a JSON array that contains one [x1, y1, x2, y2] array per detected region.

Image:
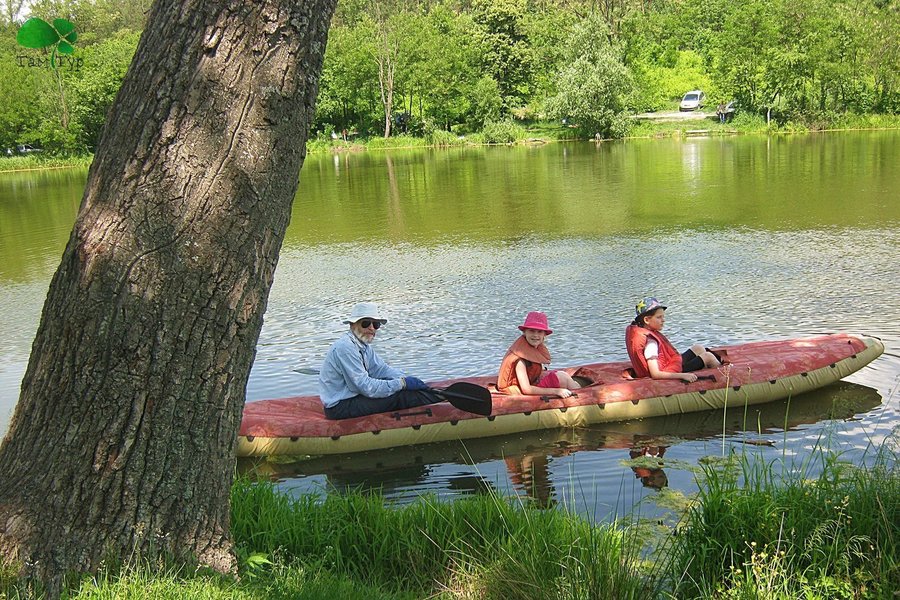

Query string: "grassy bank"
[[307, 114, 900, 152], [2, 441, 896, 599], [665, 447, 899, 599], [627, 112, 900, 140], [4, 115, 898, 172], [0, 155, 93, 173]]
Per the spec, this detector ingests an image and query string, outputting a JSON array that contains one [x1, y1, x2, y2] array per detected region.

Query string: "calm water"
[[1, 132, 898, 521]]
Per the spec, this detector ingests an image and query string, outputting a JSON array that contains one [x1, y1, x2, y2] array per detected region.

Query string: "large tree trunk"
[[0, 0, 336, 593]]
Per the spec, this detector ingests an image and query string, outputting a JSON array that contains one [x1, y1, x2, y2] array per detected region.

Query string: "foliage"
[[544, 14, 632, 138], [67, 29, 139, 149], [230, 479, 652, 599], [470, 0, 535, 109], [2, 0, 898, 152], [468, 75, 503, 130], [476, 119, 526, 144], [665, 446, 900, 599]]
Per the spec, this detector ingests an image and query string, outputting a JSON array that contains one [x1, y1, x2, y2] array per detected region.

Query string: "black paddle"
[[434, 381, 492, 416], [293, 368, 492, 416]]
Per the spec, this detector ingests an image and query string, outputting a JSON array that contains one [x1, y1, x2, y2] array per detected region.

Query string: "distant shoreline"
[[4, 120, 898, 173]]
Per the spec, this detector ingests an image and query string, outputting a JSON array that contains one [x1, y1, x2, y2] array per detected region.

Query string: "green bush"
[[427, 128, 464, 147], [479, 119, 526, 144], [366, 134, 428, 149]]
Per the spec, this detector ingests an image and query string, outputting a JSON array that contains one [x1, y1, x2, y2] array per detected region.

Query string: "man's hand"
[[404, 376, 429, 391]]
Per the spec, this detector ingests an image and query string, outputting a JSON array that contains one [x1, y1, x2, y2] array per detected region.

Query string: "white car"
[[679, 90, 705, 112]]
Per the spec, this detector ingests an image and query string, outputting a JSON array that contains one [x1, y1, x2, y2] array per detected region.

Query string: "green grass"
[[2, 440, 897, 599], [229, 479, 653, 599], [0, 155, 93, 173], [664, 445, 900, 599]]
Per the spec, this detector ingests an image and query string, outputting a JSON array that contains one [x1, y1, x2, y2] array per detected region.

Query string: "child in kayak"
[[497, 311, 581, 398], [625, 297, 721, 383]]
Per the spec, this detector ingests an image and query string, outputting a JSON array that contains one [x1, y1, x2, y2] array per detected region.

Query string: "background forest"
[[1, 0, 898, 153]]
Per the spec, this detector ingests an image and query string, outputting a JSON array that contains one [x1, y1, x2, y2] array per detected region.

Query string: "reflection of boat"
[[238, 334, 883, 457]]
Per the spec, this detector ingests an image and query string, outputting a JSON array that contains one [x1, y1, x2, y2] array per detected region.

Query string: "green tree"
[[405, 5, 481, 131], [852, 0, 900, 111], [315, 22, 380, 133], [714, 0, 777, 115], [471, 0, 534, 109], [64, 29, 139, 149], [0, 52, 43, 149], [545, 14, 632, 137]]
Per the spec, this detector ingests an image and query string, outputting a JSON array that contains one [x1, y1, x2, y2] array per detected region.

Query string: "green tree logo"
[[16, 17, 78, 69]]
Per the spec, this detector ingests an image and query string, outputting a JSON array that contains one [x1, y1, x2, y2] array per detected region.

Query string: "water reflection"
[[238, 381, 883, 510], [2, 135, 898, 514], [627, 445, 669, 490]]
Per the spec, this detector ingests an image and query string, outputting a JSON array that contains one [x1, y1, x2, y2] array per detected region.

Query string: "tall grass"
[[230, 479, 653, 599], [664, 444, 899, 599], [0, 155, 93, 173]]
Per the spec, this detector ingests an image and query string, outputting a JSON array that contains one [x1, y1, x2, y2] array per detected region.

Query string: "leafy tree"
[[0, 0, 337, 596], [852, 0, 900, 112], [545, 14, 632, 137], [713, 0, 777, 115], [0, 52, 43, 148], [67, 29, 140, 149], [471, 0, 534, 109], [405, 5, 481, 131], [315, 22, 379, 133], [521, 2, 571, 113], [469, 75, 503, 129]]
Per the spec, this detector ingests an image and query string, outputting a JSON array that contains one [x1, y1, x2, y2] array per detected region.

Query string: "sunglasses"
[[358, 319, 382, 330]]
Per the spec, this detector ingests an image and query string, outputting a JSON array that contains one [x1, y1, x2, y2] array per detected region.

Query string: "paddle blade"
[[293, 367, 320, 375], [438, 382, 492, 416]]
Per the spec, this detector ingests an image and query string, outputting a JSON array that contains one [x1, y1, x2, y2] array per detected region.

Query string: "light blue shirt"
[[318, 331, 405, 408]]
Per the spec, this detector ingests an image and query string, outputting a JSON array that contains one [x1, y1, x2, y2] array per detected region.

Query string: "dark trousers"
[[324, 389, 441, 420]]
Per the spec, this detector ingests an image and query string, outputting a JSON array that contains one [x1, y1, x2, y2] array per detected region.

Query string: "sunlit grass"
[[2, 437, 896, 599], [230, 479, 653, 599], [0, 155, 93, 173], [664, 442, 900, 599]]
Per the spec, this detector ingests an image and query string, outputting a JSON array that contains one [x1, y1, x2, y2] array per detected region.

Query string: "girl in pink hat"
[[497, 311, 581, 398]]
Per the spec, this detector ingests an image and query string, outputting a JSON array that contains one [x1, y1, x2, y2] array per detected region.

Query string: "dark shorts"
[[324, 389, 441, 420], [681, 349, 705, 373]]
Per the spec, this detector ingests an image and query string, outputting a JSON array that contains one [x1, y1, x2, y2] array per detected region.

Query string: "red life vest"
[[497, 336, 551, 394], [625, 324, 682, 378]]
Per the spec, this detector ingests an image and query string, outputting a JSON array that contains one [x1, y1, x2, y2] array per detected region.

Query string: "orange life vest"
[[497, 336, 551, 394], [625, 324, 682, 378]]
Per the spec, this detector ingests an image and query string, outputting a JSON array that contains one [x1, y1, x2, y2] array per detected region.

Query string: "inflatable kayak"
[[237, 333, 884, 457]]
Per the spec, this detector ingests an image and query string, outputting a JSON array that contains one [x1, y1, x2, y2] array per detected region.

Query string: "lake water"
[[1, 132, 898, 521]]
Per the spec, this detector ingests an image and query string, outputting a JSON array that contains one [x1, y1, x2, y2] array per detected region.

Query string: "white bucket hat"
[[343, 302, 387, 325]]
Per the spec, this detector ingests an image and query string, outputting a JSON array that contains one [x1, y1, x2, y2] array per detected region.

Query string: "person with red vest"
[[625, 297, 721, 383], [497, 311, 581, 398]]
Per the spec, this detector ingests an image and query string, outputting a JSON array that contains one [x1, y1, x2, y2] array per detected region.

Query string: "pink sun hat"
[[518, 311, 553, 334]]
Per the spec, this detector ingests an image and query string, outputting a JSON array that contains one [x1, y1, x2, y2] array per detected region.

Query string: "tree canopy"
[[2, 0, 897, 151]]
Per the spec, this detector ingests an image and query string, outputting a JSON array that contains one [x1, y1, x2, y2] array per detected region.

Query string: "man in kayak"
[[625, 297, 721, 383], [318, 302, 441, 419]]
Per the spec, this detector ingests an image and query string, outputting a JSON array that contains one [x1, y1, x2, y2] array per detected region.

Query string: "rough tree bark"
[[0, 0, 336, 592]]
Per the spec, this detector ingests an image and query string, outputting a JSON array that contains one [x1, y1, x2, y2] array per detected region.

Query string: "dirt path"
[[630, 110, 714, 122]]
